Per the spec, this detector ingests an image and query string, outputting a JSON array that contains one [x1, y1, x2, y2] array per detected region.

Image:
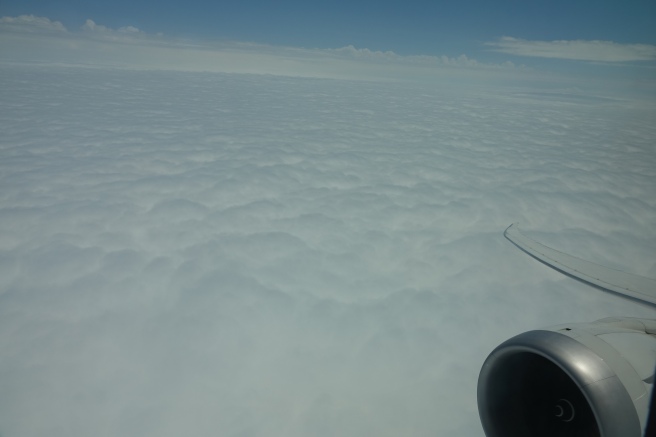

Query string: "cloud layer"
[[1, 62, 655, 437], [0, 15, 522, 81], [488, 36, 656, 62]]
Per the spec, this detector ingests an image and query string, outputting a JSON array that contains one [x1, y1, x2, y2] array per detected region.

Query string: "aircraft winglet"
[[504, 223, 656, 306]]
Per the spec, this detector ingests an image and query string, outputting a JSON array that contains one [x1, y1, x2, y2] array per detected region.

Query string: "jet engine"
[[478, 317, 656, 437]]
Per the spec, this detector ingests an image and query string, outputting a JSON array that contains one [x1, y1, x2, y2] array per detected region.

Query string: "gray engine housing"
[[478, 317, 656, 437]]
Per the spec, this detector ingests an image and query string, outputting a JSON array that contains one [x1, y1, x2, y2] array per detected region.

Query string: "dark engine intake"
[[477, 318, 656, 437]]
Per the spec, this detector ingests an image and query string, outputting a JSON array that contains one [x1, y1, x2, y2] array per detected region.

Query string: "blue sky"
[[1, 0, 655, 58]]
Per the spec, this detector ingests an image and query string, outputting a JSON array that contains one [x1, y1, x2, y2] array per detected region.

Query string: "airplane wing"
[[504, 223, 656, 306]]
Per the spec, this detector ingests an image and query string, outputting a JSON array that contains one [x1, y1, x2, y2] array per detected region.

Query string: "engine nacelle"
[[478, 317, 656, 437]]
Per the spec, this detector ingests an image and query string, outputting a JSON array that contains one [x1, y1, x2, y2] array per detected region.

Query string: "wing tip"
[[503, 222, 520, 240]]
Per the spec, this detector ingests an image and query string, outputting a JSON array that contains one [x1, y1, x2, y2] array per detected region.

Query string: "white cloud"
[[118, 25, 142, 34], [327, 45, 514, 70], [81, 18, 108, 33], [488, 36, 656, 62], [0, 14, 67, 32], [0, 63, 654, 437], [81, 18, 143, 35], [329, 45, 401, 61]]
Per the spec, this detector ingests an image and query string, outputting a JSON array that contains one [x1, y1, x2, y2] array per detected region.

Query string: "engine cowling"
[[477, 317, 656, 437]]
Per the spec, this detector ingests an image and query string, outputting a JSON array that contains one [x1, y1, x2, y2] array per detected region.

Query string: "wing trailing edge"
[[504, 223, 656, 306]]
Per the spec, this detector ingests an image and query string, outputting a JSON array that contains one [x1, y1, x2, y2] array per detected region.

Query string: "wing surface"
[[504, 223, 656, 306]]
